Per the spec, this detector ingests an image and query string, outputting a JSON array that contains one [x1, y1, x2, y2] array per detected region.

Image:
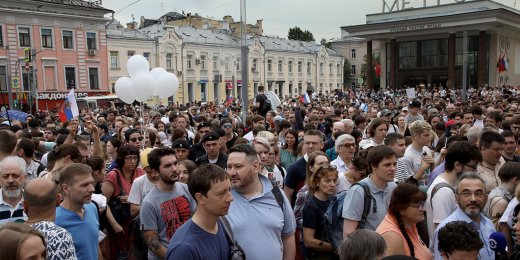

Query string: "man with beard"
[[432, 173, 495, 259], [141, 147, 196, 260], [55, 163, 99, 260], [226, 144, 296, 260], [425, 141, 482, 246], [0, 156, 27, 224]]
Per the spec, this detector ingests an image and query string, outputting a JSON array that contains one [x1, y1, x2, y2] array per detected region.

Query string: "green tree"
[[360, 50, 381, 89], [320, 38, 332, 49], [343, 59, 351, 89], [288, 26, 315, 42]]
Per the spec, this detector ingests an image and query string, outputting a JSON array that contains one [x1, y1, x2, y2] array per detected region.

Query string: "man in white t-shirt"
[[425, 141, 482, 247]]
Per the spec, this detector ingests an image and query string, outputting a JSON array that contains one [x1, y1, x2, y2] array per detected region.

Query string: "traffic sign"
[[24, 48, 31, 62], [12, 77, 19, 89], [25, 62, 30, 72]]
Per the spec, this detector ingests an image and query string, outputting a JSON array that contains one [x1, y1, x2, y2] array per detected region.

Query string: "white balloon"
[[127, 55, 150, 78], [149, 67, 167, 79], [156, 73, 179, 99], [132, 72, 156, 102], [114, 77, 135, 104]]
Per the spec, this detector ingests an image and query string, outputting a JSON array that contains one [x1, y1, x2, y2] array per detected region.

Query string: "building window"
[[320, 63, 324, 74], [337, 64, 341, 74], [110, 51, 118, 68], [89, 68, 99, 89], [351, 65, 356, 75], [225, 57, 230, 71], [212, 56, 218, 70], [143, 52, 150, 61], [252, 58, 257, 72], [267, 59, 272, 72], [0, 66, 6, 91], [200, 55, 206, 70], [298, 61, 302, 73], [278, 60, 283, 72], [19, 27, 31, 47], [329, 63, 333, 74], [187, 54, 193, 69], [22, 66, 33, 91], [307, 62, 312, 74], [288, 61, 293, 73], [41, 29, 53, 48], [0, 26, 3, 47], [65, 67, 76, 89], [127, 50, 135, 57], [86, 32, 96, 50], [236, 58, 240, 71], [166, 53, 173, 69], [62, 30, 73, 49], [351, 49, 356, 59]]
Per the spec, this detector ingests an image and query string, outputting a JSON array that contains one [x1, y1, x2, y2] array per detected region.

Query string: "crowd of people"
[[1, 84, 520, 260]]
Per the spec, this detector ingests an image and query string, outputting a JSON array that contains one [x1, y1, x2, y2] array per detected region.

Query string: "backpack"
[[430, 182, 455, 206], [258, 94, 272, 112], [324, 182, 375, 252]]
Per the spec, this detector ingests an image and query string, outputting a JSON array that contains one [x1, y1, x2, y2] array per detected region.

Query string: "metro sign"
[[381, 0, 473, 13]]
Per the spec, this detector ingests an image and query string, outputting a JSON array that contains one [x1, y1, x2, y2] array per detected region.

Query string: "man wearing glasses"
[[220, 118, 237, 150], [331, 134, 356, 175], [425, 141, 482, 248], [432, 173, 495, 260]]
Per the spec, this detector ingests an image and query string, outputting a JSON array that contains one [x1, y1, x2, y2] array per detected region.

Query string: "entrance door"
[[403, 75, 426, 88]]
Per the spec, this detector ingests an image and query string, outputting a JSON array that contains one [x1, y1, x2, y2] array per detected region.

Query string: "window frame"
[[86, 32, 97, 50], [18, 27, 31, 48], [61, 29, 74, 50], [41, 28, 53, 49], [88, 67, 100, 90], [110, 51, 119, 68], [64, 66, 76, 89]]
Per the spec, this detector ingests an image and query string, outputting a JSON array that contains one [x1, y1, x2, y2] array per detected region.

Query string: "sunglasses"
[[223, 124, 233, 129], [129, 137, 144, 142]]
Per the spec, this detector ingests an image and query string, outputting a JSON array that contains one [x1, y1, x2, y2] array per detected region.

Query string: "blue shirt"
[[427, 161, 446, 187], [56, 203, 99, 260], [227, 174, 296, 260], [432, 207, 495, 260], [166, 219, 230, 260]]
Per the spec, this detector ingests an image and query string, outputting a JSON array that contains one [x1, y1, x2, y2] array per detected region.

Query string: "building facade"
[[0, 0, 112, 111], [342, 0, 520, 89], [139, 24, 344, 104]]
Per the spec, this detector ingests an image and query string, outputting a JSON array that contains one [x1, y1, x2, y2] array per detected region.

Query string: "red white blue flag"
[[58, 89, 79, 122]]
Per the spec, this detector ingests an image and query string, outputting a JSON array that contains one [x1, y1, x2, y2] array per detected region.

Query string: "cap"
[[172, 138, 190, 149], [140, 148, 152, 169], [380, 109, 392, 117], [197, 122, 210, 130], [409, 100, 422, 108], [1, 120, 11, 126], [274, 115, 283, 122], [401, 106, 409, 112], [201, 132, 220, 143]]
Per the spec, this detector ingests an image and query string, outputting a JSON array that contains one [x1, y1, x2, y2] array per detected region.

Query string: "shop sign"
[[38, 92, 89, 100], [382, 0, 471, 13]]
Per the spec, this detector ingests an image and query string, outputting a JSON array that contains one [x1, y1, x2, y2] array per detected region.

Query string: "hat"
[[409, 100, 422, 108], [1, 120, 11, 126], [401, 106, 409, 112], [197, 122, 210, 130], [172, 138, 190, 149], [380, 109, 392, 117], [273, 115, 283, 122], [140, 148, 152, 169], [201, 132, 220, 143]]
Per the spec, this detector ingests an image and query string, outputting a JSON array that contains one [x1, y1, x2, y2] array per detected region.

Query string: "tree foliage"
[[360, 50, 381, 89], [320, 38, 332, 49], [288, 26, 315, 42]]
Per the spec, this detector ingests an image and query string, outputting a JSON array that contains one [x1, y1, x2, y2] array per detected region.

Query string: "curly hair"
[[438, 221, 484, 256]]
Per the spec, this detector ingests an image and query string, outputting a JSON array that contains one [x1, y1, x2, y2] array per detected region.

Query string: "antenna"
[[131, 14, 135, 22]]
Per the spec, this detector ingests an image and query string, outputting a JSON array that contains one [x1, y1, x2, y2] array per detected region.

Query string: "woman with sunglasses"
[[102, 145, 145, 260], [376, 183, 432, 259], [294, 151, 330, 260], [302, 164, 339, 260]]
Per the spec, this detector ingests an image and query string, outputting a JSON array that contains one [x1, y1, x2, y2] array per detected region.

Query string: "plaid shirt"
[[293, 185, 309, 242]]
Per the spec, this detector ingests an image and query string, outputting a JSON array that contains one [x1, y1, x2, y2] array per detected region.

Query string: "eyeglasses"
[[458, 191, 485, 199], [129, 137, 144, 142], [340, 143, 356, 149], [315, 164, 337, 172], [223, 124, 233, 129], [124, 155, 139, 161], [464, 163, 478, 170], [408, 202, 425, 210]]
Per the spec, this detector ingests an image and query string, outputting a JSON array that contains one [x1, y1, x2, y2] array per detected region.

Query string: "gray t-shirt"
[[140, 183, 197, 260], [342, 177, 396, 231]]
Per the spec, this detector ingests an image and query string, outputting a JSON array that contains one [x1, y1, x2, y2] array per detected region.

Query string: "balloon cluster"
[[114, 55, 180, 104]]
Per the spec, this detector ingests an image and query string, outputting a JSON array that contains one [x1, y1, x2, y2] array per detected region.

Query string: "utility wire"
[[117, 0, 142, 14]]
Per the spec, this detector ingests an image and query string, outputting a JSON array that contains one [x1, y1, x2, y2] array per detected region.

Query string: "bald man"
[[23, 178, 77, 260]]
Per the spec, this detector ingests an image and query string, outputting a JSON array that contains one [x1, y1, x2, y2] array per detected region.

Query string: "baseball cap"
[[140, 148, 152, 169], [409, 100, 422, 108], [197, 122, 210, 130], [401, 106, 409, 112], [380, 109, 392, 117], [274, 115, 283, 122]]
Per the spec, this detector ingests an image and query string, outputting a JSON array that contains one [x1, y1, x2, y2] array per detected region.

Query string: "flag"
[[225, 95, 233, 107], [374, 63, 381, 77], [58, 89, 79, 122], [498, 54, 507, 73], [300, 93, 310, 104]]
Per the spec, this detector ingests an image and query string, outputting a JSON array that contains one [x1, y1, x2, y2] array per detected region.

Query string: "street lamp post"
[[240, 0, 249, 120]]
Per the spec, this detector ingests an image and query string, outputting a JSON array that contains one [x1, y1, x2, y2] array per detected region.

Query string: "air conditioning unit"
[[88, 49, 97, 56], [195, 59, 201, 65]]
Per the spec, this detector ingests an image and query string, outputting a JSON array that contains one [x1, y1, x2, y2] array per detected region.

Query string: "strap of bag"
[[270, 179, 284, 211], [114, 169, 126, 196], [430, 182, 455, 206], [354, 182, 374, 229], [219, 216, 246, 257]]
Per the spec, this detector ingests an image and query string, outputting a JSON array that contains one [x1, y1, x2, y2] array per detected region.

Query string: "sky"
[[101, 0, 520, 42]]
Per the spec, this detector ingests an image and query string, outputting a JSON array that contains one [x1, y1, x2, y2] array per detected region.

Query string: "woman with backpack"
[[376, 183, 432, 259], [302, 164, 339, 260]]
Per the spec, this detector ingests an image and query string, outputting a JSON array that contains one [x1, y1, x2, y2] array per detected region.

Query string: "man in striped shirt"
[[0, 156, 27, 224]]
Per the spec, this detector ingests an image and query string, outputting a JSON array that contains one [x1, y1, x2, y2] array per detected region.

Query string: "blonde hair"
[[409, 120, 432, 135], [307, 165, 338, 194]]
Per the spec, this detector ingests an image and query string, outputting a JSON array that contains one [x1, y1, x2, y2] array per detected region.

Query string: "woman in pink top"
[[376, 183, 433, 260]]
